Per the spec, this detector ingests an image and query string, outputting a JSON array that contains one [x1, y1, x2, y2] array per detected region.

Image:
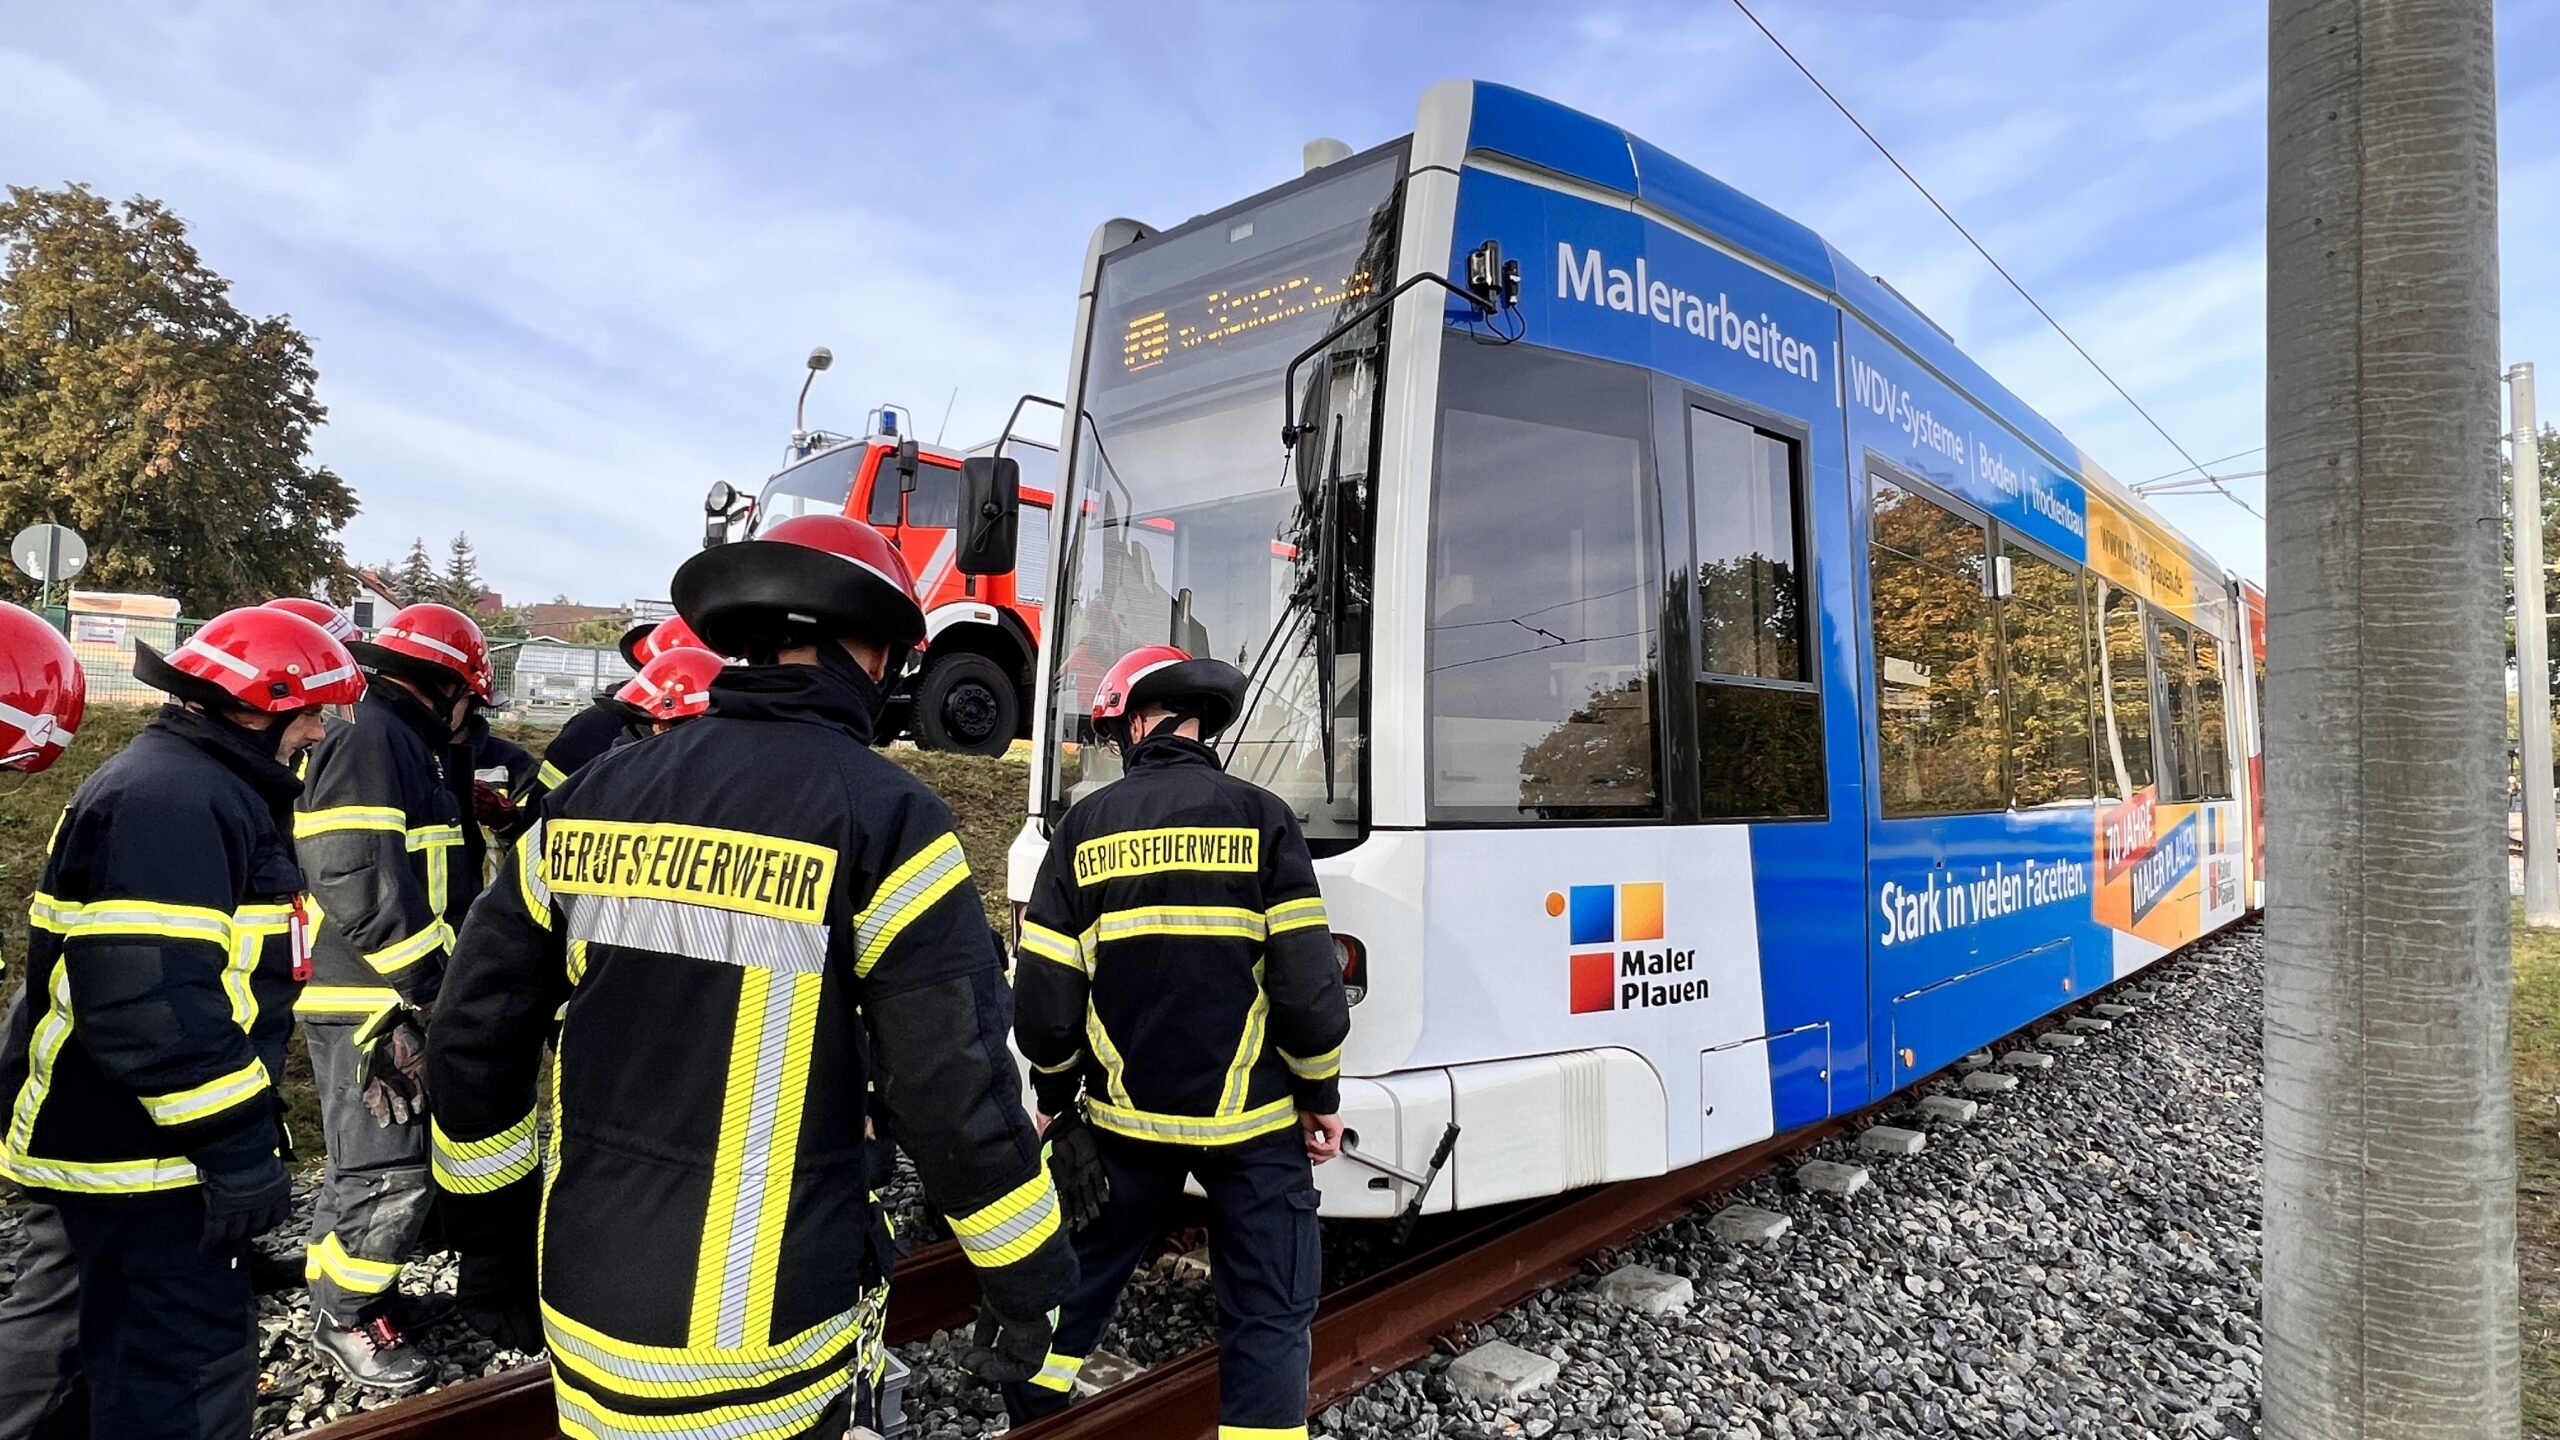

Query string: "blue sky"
[[2, 0, 2554, 604]]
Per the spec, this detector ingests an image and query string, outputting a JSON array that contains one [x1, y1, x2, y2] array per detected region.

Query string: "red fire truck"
[[703, 400, 1055, 754]]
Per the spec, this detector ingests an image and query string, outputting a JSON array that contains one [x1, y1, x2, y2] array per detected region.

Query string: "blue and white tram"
[[1007, 82, 2265, 1219]]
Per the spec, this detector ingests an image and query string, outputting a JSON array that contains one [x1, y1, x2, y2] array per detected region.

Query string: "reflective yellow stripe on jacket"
[[136, 1057, 270, 1128], [946, 1169, 1063, 1268], [293, 805, 407, 839], [1084, 1095, 1298, 1146], [432, 1112, 539, 1194], [852, 834, 970, 977]]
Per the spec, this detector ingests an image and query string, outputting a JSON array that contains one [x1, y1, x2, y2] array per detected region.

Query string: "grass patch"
[[2515, 911, 2560, 1437]]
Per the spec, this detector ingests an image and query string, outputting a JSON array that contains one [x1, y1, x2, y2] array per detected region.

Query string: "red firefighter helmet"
[[350, 602, 493, 702], [615, 645, 723, 724], [670, 514, 925, 659], [264, 596, 359, 643], [618, 613, 710, 669], [0, 604, 84, 773], [1091, 645, 1249, 743], [134, 606, 366, 715]]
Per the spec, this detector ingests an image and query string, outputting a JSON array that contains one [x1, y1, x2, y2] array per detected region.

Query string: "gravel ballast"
[[2, 925, 2262, 1439], [900, 925, 2264, 1440]]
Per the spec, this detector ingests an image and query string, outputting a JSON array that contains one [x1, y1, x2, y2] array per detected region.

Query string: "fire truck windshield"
[[1044, 148, 1405, 844], [751, 446, 865, 533]]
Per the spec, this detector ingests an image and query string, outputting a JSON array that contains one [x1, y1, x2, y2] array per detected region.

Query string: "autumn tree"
[[0, 184, 356, 613]]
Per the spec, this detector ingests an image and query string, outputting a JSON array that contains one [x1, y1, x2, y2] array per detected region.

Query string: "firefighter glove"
[[472, 778, 522, 834], [456, 1244, 545, 1354], [195, 1128, 292, 1256], [354, 1005, 431, 1127], [963, 1300, 1055, 1385], [1044, 1108, 1109, 1232]]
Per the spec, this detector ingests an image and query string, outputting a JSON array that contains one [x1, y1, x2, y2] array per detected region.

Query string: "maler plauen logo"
[[1547, 882, 1710, 1014]]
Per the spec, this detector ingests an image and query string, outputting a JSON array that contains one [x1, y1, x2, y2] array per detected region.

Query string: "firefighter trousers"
[[0, 1202, 84, 1440], [1003, 1127, 1320, 1439], [52, 1192, 256, 1440], [302, 1020, 433, 1325]]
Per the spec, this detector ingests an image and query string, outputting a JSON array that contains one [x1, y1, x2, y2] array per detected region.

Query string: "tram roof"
[[1453, 81, 2226, 580]]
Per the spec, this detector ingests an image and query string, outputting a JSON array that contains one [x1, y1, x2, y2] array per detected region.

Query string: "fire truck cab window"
[[907, 464, 961, 530]]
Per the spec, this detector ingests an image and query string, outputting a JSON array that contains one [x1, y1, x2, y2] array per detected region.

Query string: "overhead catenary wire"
[[1727, 0, 2261, 523]]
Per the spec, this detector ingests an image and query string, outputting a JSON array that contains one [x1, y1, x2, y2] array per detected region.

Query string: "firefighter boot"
[[310, 1314, 437, 1394]]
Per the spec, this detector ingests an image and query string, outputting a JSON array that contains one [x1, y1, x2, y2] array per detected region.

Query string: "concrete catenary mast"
[[2263, 0, 2518, 1435]]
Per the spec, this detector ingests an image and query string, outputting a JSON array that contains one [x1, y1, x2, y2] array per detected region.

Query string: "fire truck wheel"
[[913, 650, 1018, 756]]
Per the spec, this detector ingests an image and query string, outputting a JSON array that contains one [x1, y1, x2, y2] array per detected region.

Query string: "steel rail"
[[300, 1238, 979, 1440], [1007, 1117, 1856, 1440], [307, 929, 2230, 1440]]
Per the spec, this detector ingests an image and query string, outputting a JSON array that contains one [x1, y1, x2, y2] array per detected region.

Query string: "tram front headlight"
[[1335, 934, 1367, 1006]]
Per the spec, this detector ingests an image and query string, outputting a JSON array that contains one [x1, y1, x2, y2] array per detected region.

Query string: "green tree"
[[443, 531, 484, 613], [392, 537, 437, 606], [0, 184, 357, 613], [568, 613, 630, 646], [2502, 421, 2560, 693]]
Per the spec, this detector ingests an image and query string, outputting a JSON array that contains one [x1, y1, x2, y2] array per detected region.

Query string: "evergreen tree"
[[393, 537, 437, 606], [444, 532, 484, 613]]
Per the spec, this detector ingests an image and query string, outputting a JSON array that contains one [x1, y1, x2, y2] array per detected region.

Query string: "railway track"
[[306, 945, 2199, 1440]]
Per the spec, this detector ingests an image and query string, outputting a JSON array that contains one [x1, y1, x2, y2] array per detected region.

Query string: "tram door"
[[1666, 382, 1876, 1136]]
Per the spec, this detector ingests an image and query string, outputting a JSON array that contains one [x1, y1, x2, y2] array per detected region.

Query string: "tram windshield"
[[1043, 149, 1406, 842]]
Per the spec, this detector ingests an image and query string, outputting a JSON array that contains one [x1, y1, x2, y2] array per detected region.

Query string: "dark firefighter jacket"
[[1014, 733, 1350, 1146], [451, 724, 544, 913], [293, 683, 464, 1027], [527, 696, 644, 801], [427, 661, 1069, 1438], [0, 706, 303, 1198]]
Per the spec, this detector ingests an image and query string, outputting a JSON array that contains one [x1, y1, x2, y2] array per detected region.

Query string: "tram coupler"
[[1341, 1122, 1461, 1245]]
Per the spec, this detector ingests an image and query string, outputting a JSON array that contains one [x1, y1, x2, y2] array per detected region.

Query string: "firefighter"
[[612, 644, 723, 734], [1006, 644, 1351, 1439], [265, 596, 359, 646], [427, 513, 1073, 1440], [292, 601, 491, 1391], [527, 616, 710, 800], [0, 607, 363, 1440], [0, 604, 85, 1440]]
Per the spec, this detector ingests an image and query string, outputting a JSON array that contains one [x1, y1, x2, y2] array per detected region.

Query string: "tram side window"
[[2095, 584, 2155, 799], [1689, 407, 1822, 818], [2191, 633, 2235, 801], [2001, 543, 2097, 806], [1870, 475, 2004, 816], [1427, 343, 1660, 821], [2154, 615, 2202, 801]]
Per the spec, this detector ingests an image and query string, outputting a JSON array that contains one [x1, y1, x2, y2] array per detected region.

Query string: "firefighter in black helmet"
[[1007, 644, 1352, 1440], [428, 513, 1074, 1440]]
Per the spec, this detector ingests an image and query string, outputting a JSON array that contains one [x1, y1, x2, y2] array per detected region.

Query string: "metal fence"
[[494, 641, 634, 726], [51, 601, 202, 706], [46, 602, 631, 729]]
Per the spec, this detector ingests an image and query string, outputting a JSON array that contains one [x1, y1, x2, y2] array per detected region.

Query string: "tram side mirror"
[[956, 455, 1021, 576]]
